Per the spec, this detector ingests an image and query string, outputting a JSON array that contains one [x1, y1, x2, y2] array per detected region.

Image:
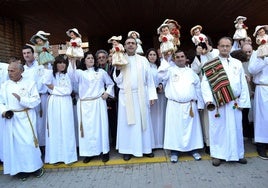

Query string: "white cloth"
[[233, 23, 247, 40], [0, 62, 8, 161], [43, 71, 77, 164], [113, 54, 157, 156], [248, 56, 268, 143], [149, 63, 167, 148], [135, 38, 144, 54], [256, 34, 268, 57], [66, 37, 84, 58], [23, 61, 48, 147], [191, 33, 207, 45], [159, 59, 204, 151], [201, 56, 250, 161], [191, 49, 219, 146], [0, 78, 43, 175], [68, 66, 114, 157]]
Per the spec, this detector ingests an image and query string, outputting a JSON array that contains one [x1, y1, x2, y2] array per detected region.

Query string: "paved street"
[[0, 140, 267, 188]]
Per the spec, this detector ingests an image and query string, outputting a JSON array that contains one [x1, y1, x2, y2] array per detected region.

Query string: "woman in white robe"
[[146, 48, 167, 149], [68, 52, 114, 163], [43, 56, 77, 165]]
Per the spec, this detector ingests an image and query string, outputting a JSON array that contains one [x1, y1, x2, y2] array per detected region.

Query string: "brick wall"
[[0, 17, 23, 63]]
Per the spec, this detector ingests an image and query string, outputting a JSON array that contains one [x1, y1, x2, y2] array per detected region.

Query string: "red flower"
[[261, 39, 266, 44], [71, 42, 77, 47], [162, 36, 168, 42], [115, 47, 120, 52], [42, 47, 47, 52], [199, 37, 203, 42]]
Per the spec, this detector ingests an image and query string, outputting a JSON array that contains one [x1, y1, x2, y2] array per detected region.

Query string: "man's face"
[[218, 38, 232, 58], [8, 62, 23, 82], [124, 38, 137, 55], [242, 44, 253, 60], [22, 48, 35, 63], [97, 52, 108, 66], [174, 52, 187, 67]]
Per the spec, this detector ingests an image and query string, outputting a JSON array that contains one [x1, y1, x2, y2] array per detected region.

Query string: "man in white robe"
[[0, 61, 43, 180], [22, 45, 48, 154], [159, 51, 204, 163], [113, 37, 157, 160], [0, 62, 9, 164], [191, 38, 219, 154], [201, 37, 250, 166], [248, 52, 268, 160]]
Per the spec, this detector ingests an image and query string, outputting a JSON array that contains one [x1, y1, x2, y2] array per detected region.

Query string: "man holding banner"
[[201, 37, 250, 166]]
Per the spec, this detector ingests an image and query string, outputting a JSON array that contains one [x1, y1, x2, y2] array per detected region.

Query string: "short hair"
[[9, 60, 24, 72], [230, 50, 248, 62], [218, 37, 233, 45], [22, 45, 34, 53], [95, 49, 108, 59], [124, 36, 137, 45]]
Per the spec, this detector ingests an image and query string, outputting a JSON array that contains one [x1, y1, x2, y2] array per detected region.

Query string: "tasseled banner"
[[189, 101, 194, 117], [214, 107, 220, 118]]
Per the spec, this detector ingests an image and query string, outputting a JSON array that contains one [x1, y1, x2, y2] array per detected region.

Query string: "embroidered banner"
[[202, 57, 236, 107]]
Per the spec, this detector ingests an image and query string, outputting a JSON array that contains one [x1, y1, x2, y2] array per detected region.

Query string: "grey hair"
[[95, 49, 108, 59]]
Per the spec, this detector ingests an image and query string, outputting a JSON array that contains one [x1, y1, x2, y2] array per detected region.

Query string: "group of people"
[[0, 16, 268, 181]]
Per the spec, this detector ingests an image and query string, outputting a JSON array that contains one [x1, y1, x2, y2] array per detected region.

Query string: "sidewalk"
[[1, 140, 267, 188]]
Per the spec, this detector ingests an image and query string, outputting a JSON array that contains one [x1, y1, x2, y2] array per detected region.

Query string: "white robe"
[[191, 49, 219, 146], [201, 56, 250, 161], [149, 63, 167, 148], [0, 78, 43, 175], [68, 66, 114, 157], [43, 71, 77, 164], [248, 56, 268, 143], [159, 60, 204, 151], [23, 61, 47, 147], [0, 62, 9, 162], [113, 54, 157, 156]]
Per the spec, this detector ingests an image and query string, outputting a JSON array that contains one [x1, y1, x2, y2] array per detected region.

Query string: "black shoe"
[[0, 160, 3, 165], [17, 172, 30, 181], [212, 158, 221, 167], [257, 143, 268, 160], [32, 168, 44, 178], [83, 157, 94, 163], [144, 153, 154, 158], [123, 154, 132, 161], [237, 158, 247, 164], [102, 153, 110, 162]]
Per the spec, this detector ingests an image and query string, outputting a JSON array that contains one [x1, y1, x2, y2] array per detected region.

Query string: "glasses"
[[219, 45, 231, 48], [125, 42, 136, 45], [98, 56, 106, 60]]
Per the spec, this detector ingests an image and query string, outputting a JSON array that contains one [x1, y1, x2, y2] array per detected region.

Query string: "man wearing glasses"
[[113, 37, 157, 161], [96, 50, 118, 148], [201, 37, 250, 166]]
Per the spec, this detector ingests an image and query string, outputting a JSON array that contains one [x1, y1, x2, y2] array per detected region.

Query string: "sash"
[[202, 57, 236, 107], [122, 55, 147, 130]]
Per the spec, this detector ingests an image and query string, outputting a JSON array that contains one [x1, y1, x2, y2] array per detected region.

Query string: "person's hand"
[[150, 100, 155, 106], [46, 84, 54, 90], [12, 93, 21, 101], [101, 92, 109, 100], [115, 65, 123, 70]]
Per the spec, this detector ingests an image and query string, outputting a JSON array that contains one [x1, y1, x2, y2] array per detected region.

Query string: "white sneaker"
[[192, 152, 202, 161], [170, 155, 178, 163]]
